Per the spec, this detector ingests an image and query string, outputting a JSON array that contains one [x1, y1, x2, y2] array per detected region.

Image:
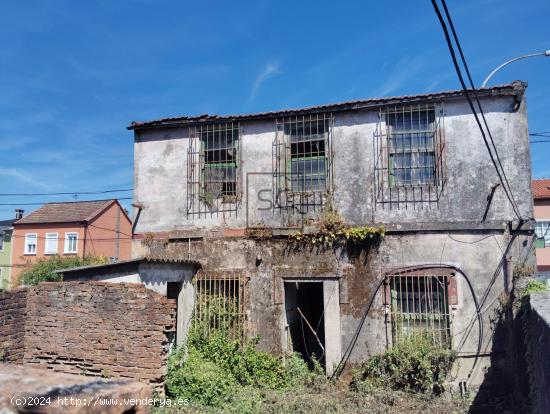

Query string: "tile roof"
[[128, 81, 527, 130], [533, 179, 550, 200], [14, 200, 114, 225]]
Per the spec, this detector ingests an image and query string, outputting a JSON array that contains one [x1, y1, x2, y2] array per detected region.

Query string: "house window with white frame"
[[0, 231, 4, 251], [44, 232, 58, 255], [24, 233, 37, 255], [64, 232, 78, 254], [535, 221, 550, 247]]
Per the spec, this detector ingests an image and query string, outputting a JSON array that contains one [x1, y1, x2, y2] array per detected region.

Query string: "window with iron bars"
[[388, 109, 436, 186], [273, 114, 332, 209], [187, 123, 241, 215], [374, 104, 445, 208], [193, 272, 247, 343], [385, 272, 453, 346], [201, 125, 239, 197]]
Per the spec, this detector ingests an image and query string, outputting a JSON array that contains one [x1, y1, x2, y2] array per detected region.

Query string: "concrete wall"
[[132, 94, 531, 233], [138, 228, 531, 386]]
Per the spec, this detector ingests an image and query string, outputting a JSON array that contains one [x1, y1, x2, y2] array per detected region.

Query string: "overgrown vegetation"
[[162, 326, 463, 413], [166, 325, 323, 411], [292, 201, 385, 246], [20, 255, 108, 286], [352, 333, 456, 395]]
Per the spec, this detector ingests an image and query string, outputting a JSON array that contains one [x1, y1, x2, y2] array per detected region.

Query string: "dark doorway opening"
[[284, 281, 325, 366]]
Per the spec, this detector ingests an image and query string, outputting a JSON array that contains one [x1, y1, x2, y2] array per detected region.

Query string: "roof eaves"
[[128, 81, 526, 131]]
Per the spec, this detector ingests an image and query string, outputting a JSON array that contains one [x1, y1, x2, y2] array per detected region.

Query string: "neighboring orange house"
[[11, 199, 132, 285], [533, 179, 550, 278]]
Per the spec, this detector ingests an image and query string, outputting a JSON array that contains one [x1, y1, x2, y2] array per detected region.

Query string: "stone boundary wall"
[[525, 292, 550, 414], [0, 288, 28, 363], [0, 282, 176, 391]]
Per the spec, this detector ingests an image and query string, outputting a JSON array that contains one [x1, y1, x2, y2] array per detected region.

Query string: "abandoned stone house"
[[126, 80, 534, 385]]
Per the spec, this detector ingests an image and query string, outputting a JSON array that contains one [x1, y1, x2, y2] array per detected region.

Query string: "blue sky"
[[0, 0, 548, 220]]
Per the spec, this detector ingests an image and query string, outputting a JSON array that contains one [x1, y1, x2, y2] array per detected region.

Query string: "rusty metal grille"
[[273, 113, 333, 213], [374, 103, 446, 209], [385, 273, 452, 346], [187, 123, 241, 216], [193, 272, 247, 343]]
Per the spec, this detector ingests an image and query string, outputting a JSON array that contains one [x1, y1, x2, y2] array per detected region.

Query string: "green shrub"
[[352, 332, 456, 395], [166, 346, 237, 408], [166, 325, 325, 410], [20, 255, 108, 286]]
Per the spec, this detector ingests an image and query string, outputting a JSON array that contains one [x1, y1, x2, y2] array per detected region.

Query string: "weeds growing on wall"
[[291, 201, 385, 247], [352, 332, 456, 395], [20, 255, 108, 286]]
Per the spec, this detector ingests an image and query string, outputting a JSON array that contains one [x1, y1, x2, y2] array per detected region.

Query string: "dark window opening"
[[284, 281, 325, 366], [388, 109, 436, 186]]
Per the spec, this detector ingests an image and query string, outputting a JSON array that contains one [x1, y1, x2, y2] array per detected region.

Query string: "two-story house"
[[11, 199, 132, 285], [128, 81, 534, 387], [533, 179, 550, 279]]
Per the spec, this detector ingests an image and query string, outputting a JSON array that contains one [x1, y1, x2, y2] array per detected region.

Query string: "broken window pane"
[[200, 125, 239, 197]]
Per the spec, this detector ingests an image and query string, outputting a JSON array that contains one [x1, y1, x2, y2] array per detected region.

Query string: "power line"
[[431, 0, 523, 220], [0, 197, 132, 206], [0, 189, 133, 197], [439, 0, 523, 219]]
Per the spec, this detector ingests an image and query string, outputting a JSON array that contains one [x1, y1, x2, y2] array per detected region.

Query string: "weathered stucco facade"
[[129, 81, 535, 387]]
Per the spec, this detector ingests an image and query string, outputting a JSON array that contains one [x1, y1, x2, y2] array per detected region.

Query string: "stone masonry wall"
[[525, 291, 550, 414], [22, 282, 176, 390], [0, 288, 27, 363]]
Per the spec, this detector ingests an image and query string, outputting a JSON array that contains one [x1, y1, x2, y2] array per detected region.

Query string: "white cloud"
[[249, 63, 281, 102], [0, 168, 49, 189]]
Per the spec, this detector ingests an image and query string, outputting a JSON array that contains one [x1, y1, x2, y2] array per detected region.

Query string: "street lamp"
[[481, 50, 550, 87]]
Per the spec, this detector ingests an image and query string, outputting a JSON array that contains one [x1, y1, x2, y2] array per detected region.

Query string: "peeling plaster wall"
[[132, 94, 532, 233]]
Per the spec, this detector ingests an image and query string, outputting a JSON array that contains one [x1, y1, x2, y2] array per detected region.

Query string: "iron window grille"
[[187, 123, 241, 216], [385, 271, 453, 347], [273, 113, 333, 211], [374, 103, 445, 209], [193, 271, 247, 343]]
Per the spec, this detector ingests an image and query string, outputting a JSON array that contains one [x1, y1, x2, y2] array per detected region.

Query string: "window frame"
[[0, 231, 4, 251], [24, 233, 38, 255], [535, 220, 550, 247], [387, 108, 437, 187], [44, 232, 59, 255], [64, 232, 78, 254], [385, 270, 454, 347], [199, 123, 240, 200]]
